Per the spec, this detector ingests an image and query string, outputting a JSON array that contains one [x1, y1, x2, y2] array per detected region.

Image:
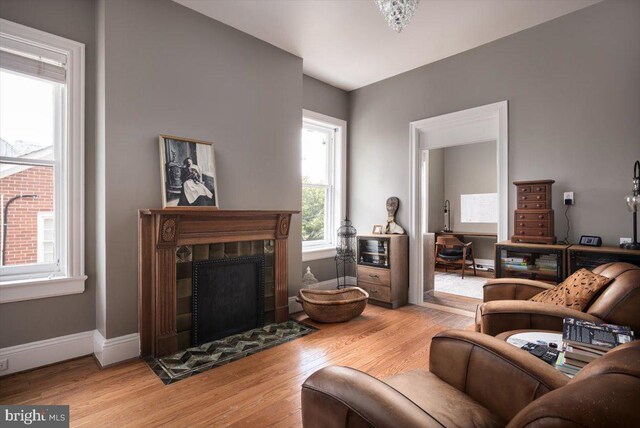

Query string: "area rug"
[[146, 320, 316, 384], [434, 271, 486, 299]]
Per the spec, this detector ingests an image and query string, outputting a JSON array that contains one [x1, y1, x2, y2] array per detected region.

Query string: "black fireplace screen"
[[192, 255, 265, 345]]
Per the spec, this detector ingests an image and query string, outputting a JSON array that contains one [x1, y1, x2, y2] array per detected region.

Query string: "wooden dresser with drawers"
[[512, 179, 556, 244], [356, 234, 408, 309]]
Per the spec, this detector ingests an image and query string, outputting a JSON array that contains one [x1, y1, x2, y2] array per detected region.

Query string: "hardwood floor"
[[423, 291, 481, 313], [0, 305, 472, 427]]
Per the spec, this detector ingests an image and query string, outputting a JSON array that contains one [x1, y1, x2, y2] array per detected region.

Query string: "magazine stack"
[[555, 318, 634, 377]]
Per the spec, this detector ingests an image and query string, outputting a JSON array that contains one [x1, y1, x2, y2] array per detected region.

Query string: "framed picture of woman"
[[159, 135, 219, 208]]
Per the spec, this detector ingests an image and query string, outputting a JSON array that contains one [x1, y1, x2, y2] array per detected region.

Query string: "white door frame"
[[408, 101, 509, 305]]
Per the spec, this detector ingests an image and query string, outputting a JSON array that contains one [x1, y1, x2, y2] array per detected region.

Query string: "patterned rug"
[[146, 321, 316, 384]]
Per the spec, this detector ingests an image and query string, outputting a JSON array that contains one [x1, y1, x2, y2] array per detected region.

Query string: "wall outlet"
[[563, 192, 574, 205], [620, 237, 632, 244], [0, 358, 8, 371]]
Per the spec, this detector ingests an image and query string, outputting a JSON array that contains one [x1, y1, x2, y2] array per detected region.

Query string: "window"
[[301, 110, 346, 261], [37, 212, 55, 263], [0, 19, 85, 303]]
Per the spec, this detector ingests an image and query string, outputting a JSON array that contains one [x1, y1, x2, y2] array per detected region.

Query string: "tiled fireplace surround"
[[175, 240, 275, 350], [138, 209, 297, 358]]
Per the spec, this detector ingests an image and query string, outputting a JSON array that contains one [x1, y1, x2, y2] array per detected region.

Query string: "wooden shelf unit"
[[495, 240, 568, 284], [567, 245, 640, 273], [356, 234, 408, 309], [496, 241, 640, 284]]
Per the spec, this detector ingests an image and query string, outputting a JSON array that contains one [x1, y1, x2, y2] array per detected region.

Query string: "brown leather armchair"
[[301, 329, 640, 427], [476, 262, 640, 336]]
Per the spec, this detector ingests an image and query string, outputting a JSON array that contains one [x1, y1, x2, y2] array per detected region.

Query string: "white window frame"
[[37, 211, 55, 263], [302, 110, 347, 262], [0, 19, 86, 303]]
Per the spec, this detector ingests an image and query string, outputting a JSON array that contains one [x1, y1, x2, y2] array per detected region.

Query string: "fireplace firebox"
[[193, 255, 265, 345]]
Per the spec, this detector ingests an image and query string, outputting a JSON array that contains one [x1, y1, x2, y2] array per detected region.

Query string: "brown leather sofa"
[[301, 329, 640, 427], [476, 262, 640, 337]]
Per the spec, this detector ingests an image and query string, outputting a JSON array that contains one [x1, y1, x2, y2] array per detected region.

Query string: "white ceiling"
[[174, 0, 600, 91]]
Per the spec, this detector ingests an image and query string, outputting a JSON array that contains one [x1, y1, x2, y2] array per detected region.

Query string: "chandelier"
[[375, 0, 420, 33]]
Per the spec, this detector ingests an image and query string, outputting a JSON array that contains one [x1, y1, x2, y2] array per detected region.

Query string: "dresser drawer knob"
[[539, 232, 543, 235], [369, 274, 379, 279], [519, 223, 524, 226], [521, 196, 526, 200], [520, 231, 525, 235], [538, 223, 543, 227], [519, 215, 525, 219], [536, 196, 541, 200], [536, 204, 541, 208], [538, 215, 543, 219]]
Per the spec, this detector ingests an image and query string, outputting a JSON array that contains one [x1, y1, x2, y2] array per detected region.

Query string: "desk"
[[435, 231, 497, 240]]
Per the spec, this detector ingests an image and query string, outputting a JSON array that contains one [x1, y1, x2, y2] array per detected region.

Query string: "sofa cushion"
[[529, 268, 612, 311], [383, 369, 504, 428]]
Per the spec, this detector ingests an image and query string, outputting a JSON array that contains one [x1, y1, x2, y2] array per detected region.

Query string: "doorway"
[[408, 101, 509, 313]]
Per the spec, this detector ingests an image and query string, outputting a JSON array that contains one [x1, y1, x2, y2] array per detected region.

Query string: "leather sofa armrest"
[[301, 366, 442, 428], [478, 300, 603, 336], [483, 278, 556, 302], [429, 330, 569, 423]]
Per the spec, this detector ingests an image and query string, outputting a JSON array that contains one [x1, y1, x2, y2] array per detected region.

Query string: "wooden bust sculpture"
[[384, 196, 405, 234]]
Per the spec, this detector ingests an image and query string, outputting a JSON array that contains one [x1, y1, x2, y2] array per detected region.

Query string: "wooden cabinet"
[[568, 245, 640, 274], [496, 242, 640, 285], [512, 180, 556, 244], [495, 240, 568, 284], [356, 234, 408, 309]]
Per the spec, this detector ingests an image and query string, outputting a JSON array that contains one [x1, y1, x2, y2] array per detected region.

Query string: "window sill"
[[302, 246, 337, 262], [0, 275, 87, 304]]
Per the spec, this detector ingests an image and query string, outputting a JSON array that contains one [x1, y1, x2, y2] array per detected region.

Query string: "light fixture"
[[375, 0, 420, 33], [443, 200, 451, 232], [621, 160, 640, 250]]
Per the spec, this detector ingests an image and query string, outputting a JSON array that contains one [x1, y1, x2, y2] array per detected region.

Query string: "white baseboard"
[[289, 276, 357, 313], [93, 331, 140, 367], [0, 330, 94, 376], [0, 330, 140, 376]]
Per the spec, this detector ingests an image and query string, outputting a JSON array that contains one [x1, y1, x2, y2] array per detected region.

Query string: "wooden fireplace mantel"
[[138, 208, 298, 357]]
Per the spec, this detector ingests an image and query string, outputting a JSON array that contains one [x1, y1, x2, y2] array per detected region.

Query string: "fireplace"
[[138, 209, 297, 357], [194, 255, 266, 345]]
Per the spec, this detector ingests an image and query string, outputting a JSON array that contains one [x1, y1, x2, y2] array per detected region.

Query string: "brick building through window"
[[0, 141, 55, 266]]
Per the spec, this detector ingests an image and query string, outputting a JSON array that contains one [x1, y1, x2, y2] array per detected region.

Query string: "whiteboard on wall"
[[461, 193, 498, 223]]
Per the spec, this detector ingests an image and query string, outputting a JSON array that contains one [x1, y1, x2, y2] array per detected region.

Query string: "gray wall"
[[443, 141, 497, 235], [302, 74, 354, 282], [350, 0, 640, 251], [428, 142, 497, 260], [97, 0, 303, 339], [0, 0, 97, 348], [303, 75, 350, 122], [427, 148, 445, 233], [445, 142, 496, 260]]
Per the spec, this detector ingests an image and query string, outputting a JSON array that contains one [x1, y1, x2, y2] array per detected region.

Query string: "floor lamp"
[[622, 160, 640, 250]]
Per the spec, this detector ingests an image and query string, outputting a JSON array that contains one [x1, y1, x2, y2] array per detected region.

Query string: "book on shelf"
[[503, 257, 526, 263], [504, 264, 530, 270]]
